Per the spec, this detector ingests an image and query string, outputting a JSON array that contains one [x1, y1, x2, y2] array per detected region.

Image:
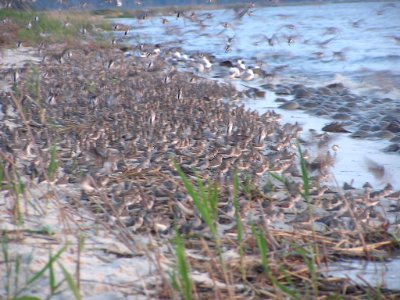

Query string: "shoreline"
[[20, 0, 398, 13]]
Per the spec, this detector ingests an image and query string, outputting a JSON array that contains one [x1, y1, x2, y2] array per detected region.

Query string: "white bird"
[[195, 62, 205, 73], [172, 51, 181, 59], [152, 47, 161, 56], [201, 56, 212, 69], [182, 54, 190, 61], [241, 68, 255, 81], [229, 67, 241, 78], [237, 59, 246, 70]]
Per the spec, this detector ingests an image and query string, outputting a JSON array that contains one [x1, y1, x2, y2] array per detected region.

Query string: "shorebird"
[[254, 158, 269, 177], [201, 56, 212, 69], [208, 155, 223, 170], [241, 68, 255, 81], [12, 69, 19, 84], [0, 42, 313, 251], [237, 59, 246, 70], [369, 183, 393, 202], [386, 35, 400, 44], [322, 122, 351, 133], [255, 34, 278, 47], [365, 158, 385, 180], [229, 67, 241, 78], [218, 158, 232, 177]]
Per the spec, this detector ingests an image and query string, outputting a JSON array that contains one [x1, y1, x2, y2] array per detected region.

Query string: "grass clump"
[[170, 231, 192, 300], [168, 153, 400, 299], [174, 162, 219, 240], [1, 239, 81, 300], [0, 8, 111, 47]]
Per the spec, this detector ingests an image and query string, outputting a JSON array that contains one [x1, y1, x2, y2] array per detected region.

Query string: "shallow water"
[[115, 1, 400, 189], [245, 92, 400, 189], [118, 1, 400, 96], [323, 257, 400, 291]]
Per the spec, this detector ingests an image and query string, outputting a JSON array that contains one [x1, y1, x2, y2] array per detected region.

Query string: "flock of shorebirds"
[[0, 1, 399, 236], [1, 41, 399, 236], [1, 43, 302, 228]]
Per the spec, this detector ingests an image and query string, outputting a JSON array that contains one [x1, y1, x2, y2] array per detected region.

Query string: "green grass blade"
[[0, 161, 4, 190], [48, 144, 59, 180], [269, 172, 286, 184], [174, 162, 200, 205], [174, 162, 216, 237], [250, 223, 270, 275], [15, 171, 25, 195], [195, 174, 207, 203], [14, 254, 21, 295], [233, 173, 243, 246], [255, 226, 269, 273], [169, 269, 180, 293], [241, 174, 253, 198], [196, 176, 217, 226], [297, 142, 310, 202], [251, 225, 299, 298], [2, 237, 12, 298], [209, 182, 219, 223], [233, 172, 246, 280], [174, 231, 192, 300], [25, 245, 67, 287], [59, 263, 82, 300], [274, 280, 298, 299], [49, 250, 56, 294]]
